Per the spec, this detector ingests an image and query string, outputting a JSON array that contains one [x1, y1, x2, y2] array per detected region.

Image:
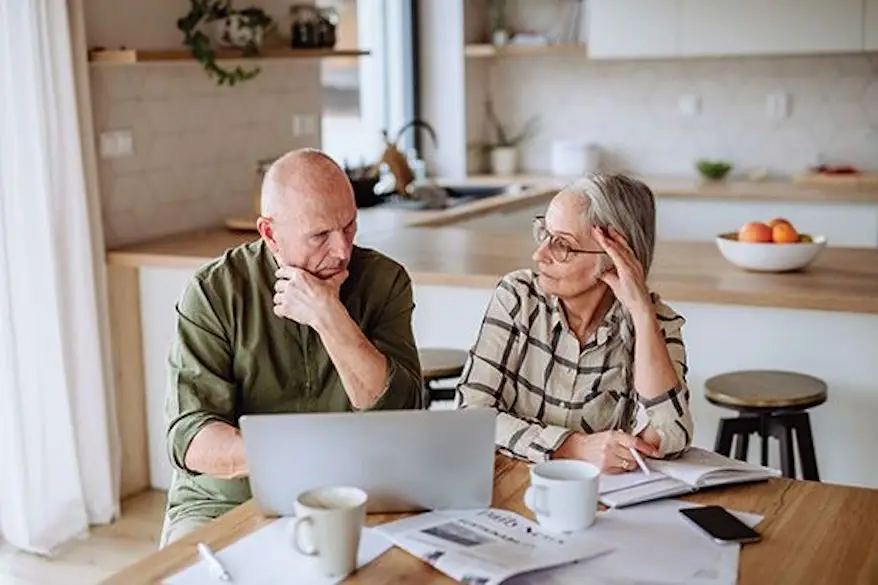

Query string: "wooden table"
[[104, 454, 878, 585]]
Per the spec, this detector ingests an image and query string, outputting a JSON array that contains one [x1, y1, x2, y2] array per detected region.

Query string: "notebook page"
[[598, 469, 668, 495], [598, 476, 691, 508], [649, 447, 778, 487]]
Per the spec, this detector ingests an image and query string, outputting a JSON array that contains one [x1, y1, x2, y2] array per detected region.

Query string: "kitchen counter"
[[107, 225, 878, 315], [223, 173, 878, 235]]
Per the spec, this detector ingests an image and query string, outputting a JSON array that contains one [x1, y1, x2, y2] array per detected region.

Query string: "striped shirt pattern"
[[457, 269, 693, 463]]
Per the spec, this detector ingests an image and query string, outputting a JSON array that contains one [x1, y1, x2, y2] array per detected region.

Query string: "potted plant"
[[177, 0, 273, 86], [484, 101, 537, 176]]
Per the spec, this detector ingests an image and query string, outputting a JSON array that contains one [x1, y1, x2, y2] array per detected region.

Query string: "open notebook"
[[599, 446, 782, 508]]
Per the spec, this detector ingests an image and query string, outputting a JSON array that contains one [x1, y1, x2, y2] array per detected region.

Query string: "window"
[[318, 0, 417, 168]]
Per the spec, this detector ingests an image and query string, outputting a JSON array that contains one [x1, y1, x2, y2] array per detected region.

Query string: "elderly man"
[[159, 148, 423, 546]]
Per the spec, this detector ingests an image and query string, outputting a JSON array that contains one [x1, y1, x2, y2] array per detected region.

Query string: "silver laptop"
[[239, 408, 496, 516]]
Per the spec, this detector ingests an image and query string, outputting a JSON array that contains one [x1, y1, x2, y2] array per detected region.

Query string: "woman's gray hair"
[[563, 173, 658, 432], [564, 173, 657, 277]]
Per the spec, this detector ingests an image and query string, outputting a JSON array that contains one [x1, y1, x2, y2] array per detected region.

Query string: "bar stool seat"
[[419, 348, 468, 406], [705, 370, 826, 481]]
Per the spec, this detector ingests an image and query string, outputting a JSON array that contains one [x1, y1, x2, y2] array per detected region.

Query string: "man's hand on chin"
[[273, 266, 348, 329]]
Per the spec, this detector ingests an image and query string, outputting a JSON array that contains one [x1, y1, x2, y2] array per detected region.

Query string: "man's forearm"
[[315, 303, 390, 409], [631, 309, 680, 400], [184, 422, 248, 479]]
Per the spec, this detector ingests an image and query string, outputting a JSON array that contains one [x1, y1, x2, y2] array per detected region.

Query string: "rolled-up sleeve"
[[457, 285, 572, 463], [360, 267, 423, 411], [165, 278, 237, 473], [632, 310, 694, 458]]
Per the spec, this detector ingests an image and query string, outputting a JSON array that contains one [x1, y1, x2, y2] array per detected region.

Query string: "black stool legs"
[[714, 411, 820, 481]]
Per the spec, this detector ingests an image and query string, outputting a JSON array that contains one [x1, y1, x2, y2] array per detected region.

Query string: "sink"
[[444, 185, 507, 199], [443, 184, 532, 200], [377, 182, 532, 211]]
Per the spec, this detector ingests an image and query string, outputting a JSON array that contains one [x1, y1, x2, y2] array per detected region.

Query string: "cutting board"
[[794, 172, 878, 189], [225, 216, 258, 231]]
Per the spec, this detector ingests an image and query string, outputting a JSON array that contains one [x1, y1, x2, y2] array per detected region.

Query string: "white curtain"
[[0, 0, 118, 554]]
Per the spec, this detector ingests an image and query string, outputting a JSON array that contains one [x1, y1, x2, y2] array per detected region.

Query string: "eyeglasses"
[[532, 215, 607, 263]]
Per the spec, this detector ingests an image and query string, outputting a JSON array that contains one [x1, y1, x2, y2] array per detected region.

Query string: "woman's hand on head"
[[554, 430, 659, 474], [594, 226, 651, 316]]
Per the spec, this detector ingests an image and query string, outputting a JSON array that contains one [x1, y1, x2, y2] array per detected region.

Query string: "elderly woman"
[[457, 174, 693, 473]]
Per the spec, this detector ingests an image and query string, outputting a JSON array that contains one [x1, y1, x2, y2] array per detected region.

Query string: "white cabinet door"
[[587, 0, 679, 59], [680, 0, 863, 57], [867, 0, 878, 50]]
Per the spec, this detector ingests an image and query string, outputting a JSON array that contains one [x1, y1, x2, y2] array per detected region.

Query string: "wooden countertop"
[[441, 174, 878, 205], [107, 225, 878, 315], [102, 453, 878, 585]]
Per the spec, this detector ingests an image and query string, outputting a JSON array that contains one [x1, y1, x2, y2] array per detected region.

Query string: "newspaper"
[[375, 508, 614, 585]]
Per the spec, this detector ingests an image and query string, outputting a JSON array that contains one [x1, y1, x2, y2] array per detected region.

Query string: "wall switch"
[[766, 91, 791, 119], [292, 114, 318, 137], [678, 94, 700, 117], [99, 130, 134, 158]]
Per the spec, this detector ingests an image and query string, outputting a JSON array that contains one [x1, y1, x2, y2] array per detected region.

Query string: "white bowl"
[[715, 233, 827, 272]]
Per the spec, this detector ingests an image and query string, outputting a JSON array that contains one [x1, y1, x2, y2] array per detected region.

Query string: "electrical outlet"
[[99, 130, 134, 158], [766, 91, 791, 119], [678, 94, 700, 117], [291, 114, 318, 137]]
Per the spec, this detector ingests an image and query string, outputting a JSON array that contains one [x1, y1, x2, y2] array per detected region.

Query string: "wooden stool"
[[419, 348, 468, 407], [705, 370, 826, 481]]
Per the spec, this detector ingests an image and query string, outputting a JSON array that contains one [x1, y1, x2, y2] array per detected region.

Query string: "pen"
[[629, 447, 651, 476], [197, 542, 231, 582]]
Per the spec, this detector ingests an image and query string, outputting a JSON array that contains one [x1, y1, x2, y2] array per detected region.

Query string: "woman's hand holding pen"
[[554, 430, 659, 474]]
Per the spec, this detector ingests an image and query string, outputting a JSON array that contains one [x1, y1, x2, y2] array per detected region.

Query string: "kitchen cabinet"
[[587, 0, 679, 59], [867, 0, 878, 50], [679, 0, 864, 56]]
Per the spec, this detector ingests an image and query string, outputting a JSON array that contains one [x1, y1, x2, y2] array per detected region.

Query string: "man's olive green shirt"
[[164, 240, 423, 524]]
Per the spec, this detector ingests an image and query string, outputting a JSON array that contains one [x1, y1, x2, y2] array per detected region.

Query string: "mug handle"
[[524, 485, 550, 517], [290, 516, 318, 556]]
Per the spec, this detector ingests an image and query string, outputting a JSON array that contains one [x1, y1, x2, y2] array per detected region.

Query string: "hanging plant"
[[177, 0, 273, 86]]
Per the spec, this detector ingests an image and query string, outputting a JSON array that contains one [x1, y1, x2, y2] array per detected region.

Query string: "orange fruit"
[[767, 217, 792, 229], [772, 222, 799, 243], [738, 222, 773, 243]]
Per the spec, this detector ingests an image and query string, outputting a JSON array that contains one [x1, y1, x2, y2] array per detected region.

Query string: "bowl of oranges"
[[716, 218, 827, 272]]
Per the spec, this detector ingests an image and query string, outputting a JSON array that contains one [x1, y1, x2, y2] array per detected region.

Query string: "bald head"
[[260, 148, 354, 220], [256, 148, 358, 278]]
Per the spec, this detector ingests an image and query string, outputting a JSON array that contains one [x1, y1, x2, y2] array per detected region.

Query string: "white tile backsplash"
[[91, 61, 322, 247], [472, 53, 878, 177]]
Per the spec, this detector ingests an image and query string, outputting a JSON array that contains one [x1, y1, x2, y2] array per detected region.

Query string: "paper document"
[[163, 520, 392, 585], [375, 508, 614, 585], [599, 447, 781, 508], [505, 500, 763, 585]]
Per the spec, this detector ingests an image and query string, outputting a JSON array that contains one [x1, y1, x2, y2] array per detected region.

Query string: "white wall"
[[477, 52, 878, 177], [84, 1, 324, 247]]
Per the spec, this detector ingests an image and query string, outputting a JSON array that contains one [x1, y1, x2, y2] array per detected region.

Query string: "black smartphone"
[[679, 506, 761, 544]]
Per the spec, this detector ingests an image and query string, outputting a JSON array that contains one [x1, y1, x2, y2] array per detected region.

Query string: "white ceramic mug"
[[289, 486, 368, 578], [524, 460, 600, 533]]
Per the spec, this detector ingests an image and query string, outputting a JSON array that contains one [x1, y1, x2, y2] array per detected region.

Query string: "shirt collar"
[[550, 294, 624, 347]]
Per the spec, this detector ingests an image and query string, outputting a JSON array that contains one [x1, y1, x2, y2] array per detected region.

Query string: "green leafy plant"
[[484, 100, 538, 148], [177, 0, 272, 86], [696, 159, 733, 180]]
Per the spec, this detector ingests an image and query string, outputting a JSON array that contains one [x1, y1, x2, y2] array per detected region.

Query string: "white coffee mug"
[[289, 486, 368, 578], [524, 460, 600, 533]]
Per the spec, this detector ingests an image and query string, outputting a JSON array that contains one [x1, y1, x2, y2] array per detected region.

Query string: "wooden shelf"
[[464, 43, 586, 58], [88, 47, 370, 64]]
